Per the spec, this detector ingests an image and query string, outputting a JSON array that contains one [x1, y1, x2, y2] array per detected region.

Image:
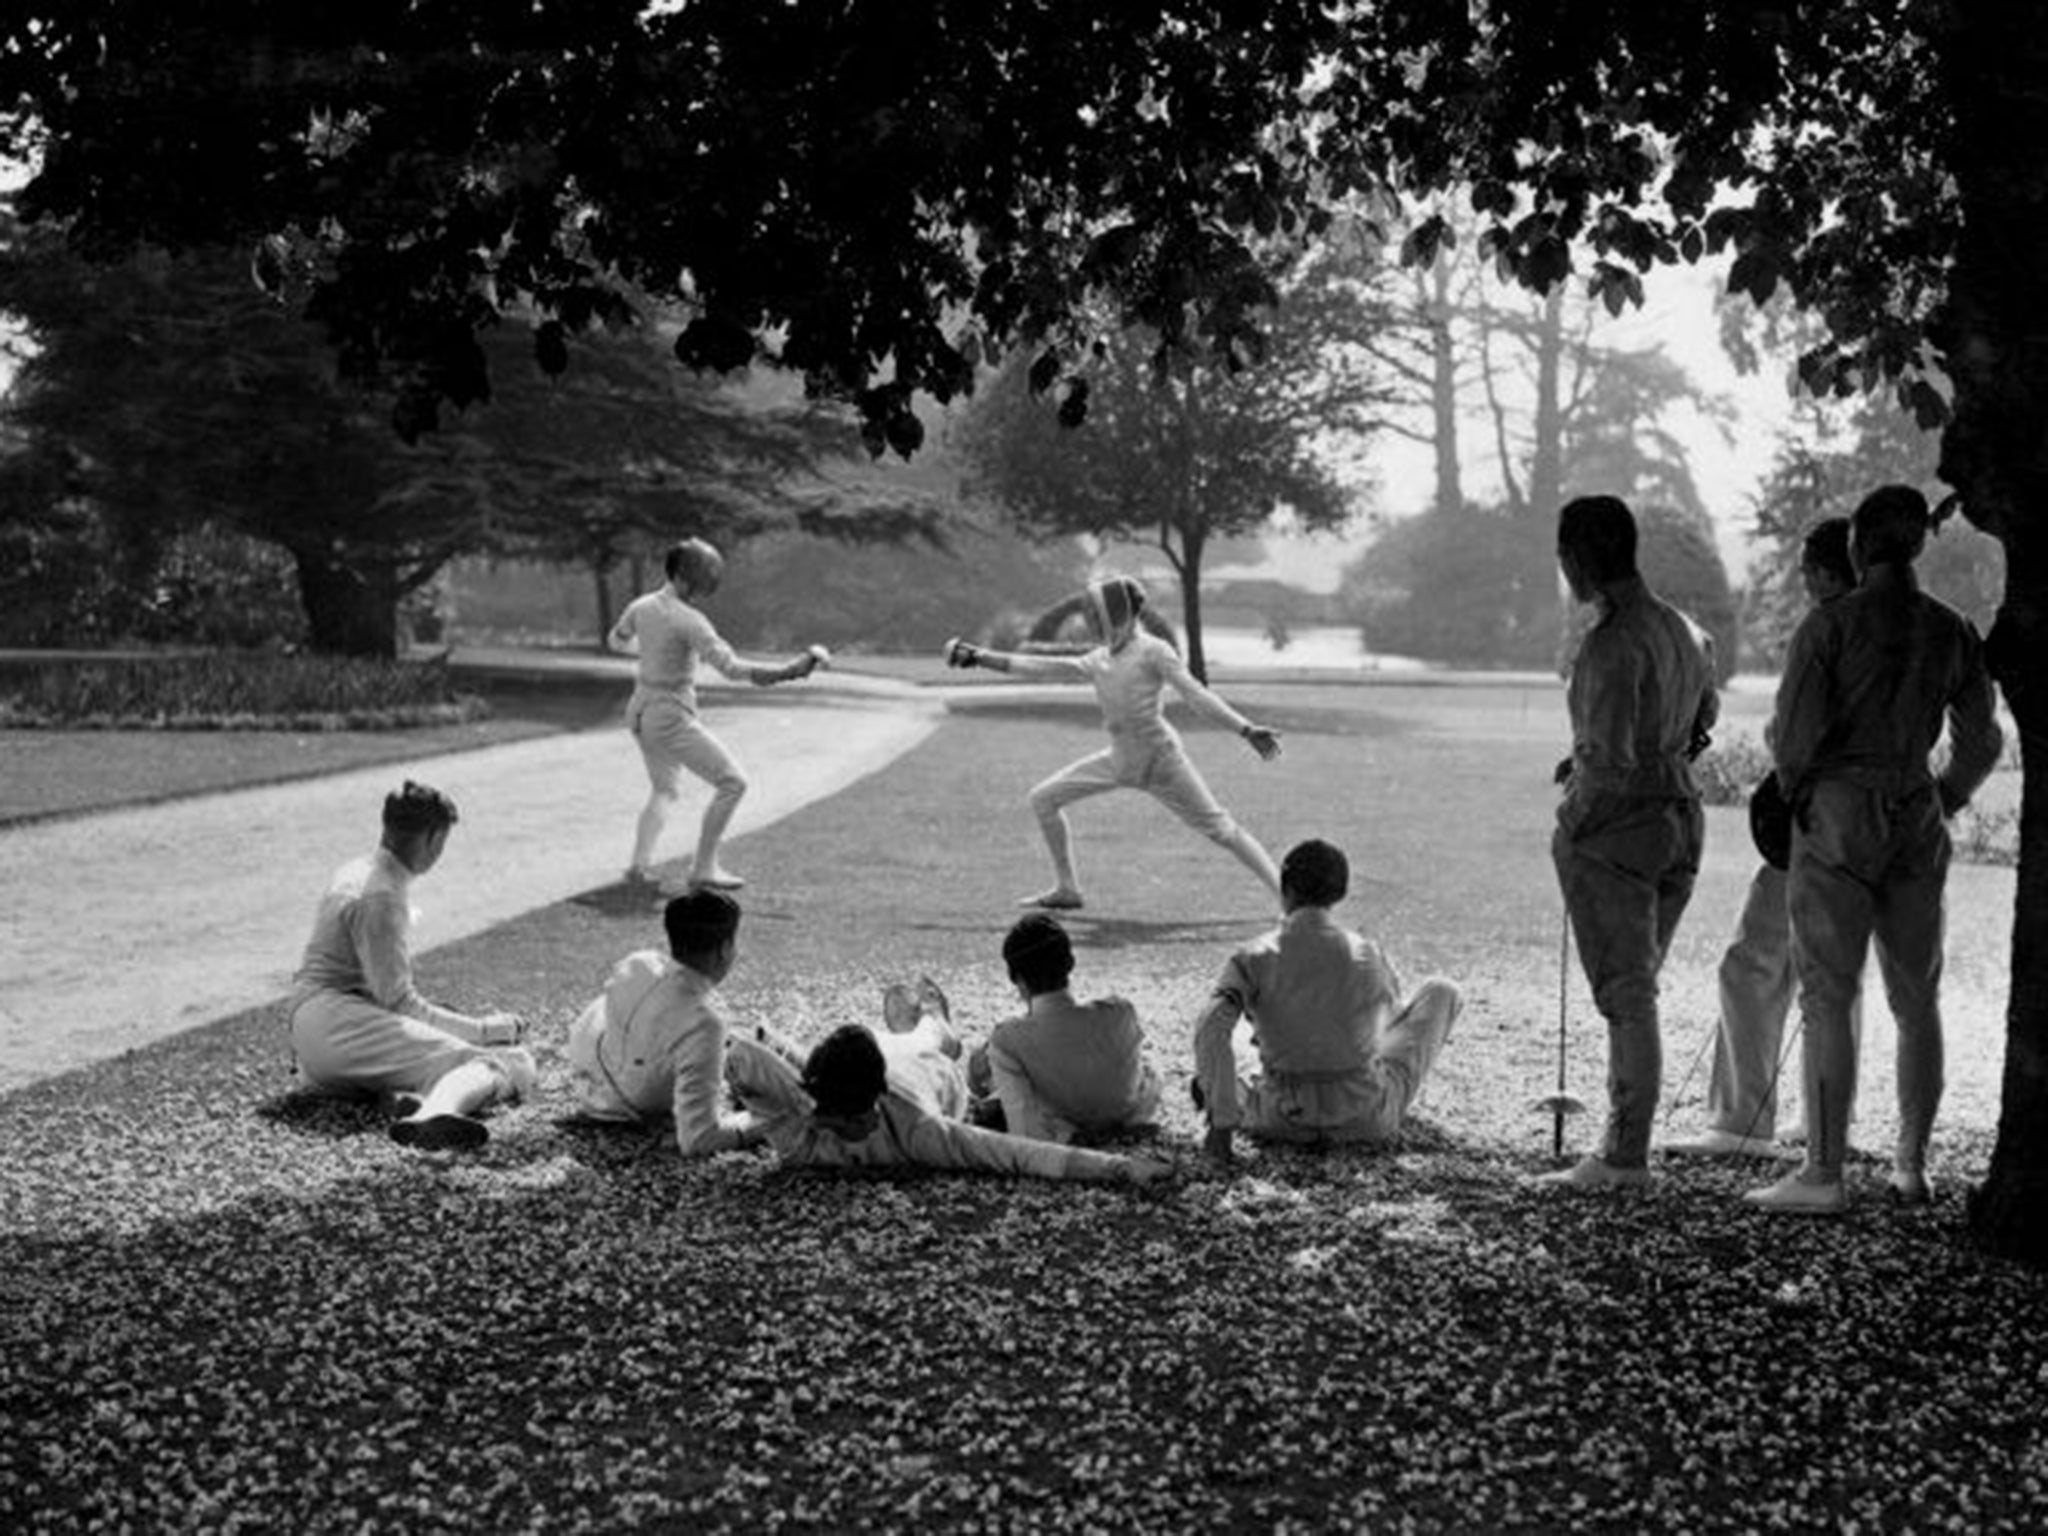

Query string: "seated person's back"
[[973, 914, 1163, 1142], [1194, 838, 1461, 1160], [567, 888, 765, 1157]]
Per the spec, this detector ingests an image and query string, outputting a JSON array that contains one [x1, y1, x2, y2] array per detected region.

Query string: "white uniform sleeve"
[[692, 613, 787, 686], [995, 650, 1094, 682], [1153, 644, 1252, 734], [668, 1004, 765, 1157], [608, 598, 642, 653], [903, 1112, 1138, 1181], [349, 890, 478, 1036], [1192, 953, 1253, 1129]]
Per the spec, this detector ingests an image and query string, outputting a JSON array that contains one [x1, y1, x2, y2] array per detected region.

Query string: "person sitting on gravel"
[[1193, 838, 1462, 1164], [724, 983, 1172, 1184], [287, 780, 536, 1153], [566, 888, 769, 1157], [963, 913, 1163, 1143]]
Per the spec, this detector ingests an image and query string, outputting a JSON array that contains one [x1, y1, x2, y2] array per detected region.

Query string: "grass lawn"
[[3, 676, 2042, 1532]]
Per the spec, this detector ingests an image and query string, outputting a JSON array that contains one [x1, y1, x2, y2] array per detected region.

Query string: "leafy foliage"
[[957, 243, 1390, 676], [0, 216, 928, 655], [1637, 503, 1740, 681], [1341, 506, 1557, 668], [1342, 500, 1733, 674], [1742, 397, 2006, 671], [0, 505, 307, 651]]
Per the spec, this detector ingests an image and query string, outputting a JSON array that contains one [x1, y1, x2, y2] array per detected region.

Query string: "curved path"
[[0, 667, 941, 1093]]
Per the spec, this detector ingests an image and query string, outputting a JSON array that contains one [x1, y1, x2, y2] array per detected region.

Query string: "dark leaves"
[[1055, 377, 1089, 429], [533, 320, 568, 378], [1904, 376, 1950, 430], [1027, 349, 1062, 398], [1398, 214, 1453, 270], [1726, 248, 1780, 307], [674, 314, 756, 375], [1587, 260, 1644, 318]]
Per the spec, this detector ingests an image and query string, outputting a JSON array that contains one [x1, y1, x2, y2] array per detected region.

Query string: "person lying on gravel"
[[724, 988, 1173, 1184], [1193, 838, 1462, 1164], [566, 888, 769, 1157], [286, 780, 536, 1154], [962, 913, 1163, 1143]]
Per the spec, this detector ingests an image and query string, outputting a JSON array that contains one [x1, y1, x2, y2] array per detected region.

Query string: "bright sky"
[[1224, 255, 1809, 595]]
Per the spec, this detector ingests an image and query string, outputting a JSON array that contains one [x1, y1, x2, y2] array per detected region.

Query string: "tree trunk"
[[1969, 710, 2048, 1264], [1179, 524, 1210, 683], [293, 550, 401, 658], [1520, 285, 1568, 658], [1937, 0, 2048, 1265], [1428, 258, 1464, 515], [591, 558, 617, 651]]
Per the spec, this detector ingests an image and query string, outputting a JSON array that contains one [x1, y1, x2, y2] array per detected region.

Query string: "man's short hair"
[[664, 537, 725, 590], [802, 1025, 888, 1118], [1800, 516, 1856, 587], [1280, 838, 1349, 907], [1557, 495, 1639, 584], [1851, 484, 1930, 566], [1003, 913, 1075, 995], [383, 780, 459, 837], [664, 889, 741, 962]]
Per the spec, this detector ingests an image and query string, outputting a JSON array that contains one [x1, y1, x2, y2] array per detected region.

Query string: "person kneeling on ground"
[[1193, 838, 1462, 1164], [963, 913, 1163, 1143], [725, 989, 1172, 1184], [287, 780, 536, 1153], [566, 889, 768, 1157]]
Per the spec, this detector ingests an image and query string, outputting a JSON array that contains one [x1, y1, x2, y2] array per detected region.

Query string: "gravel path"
[[0, 668, 940, 1092]]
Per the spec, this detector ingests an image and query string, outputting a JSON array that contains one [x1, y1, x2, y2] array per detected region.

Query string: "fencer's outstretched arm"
[[1154, 647, 1283, 760], [708, 638, 832, 687], [942, 637, 1089, 682]]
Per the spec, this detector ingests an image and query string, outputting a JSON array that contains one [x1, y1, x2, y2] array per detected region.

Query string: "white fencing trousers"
[[1028, 743, 1237, 842]]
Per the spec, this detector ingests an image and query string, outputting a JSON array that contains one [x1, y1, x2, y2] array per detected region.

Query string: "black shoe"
[[390, 1113, 488, 1152]]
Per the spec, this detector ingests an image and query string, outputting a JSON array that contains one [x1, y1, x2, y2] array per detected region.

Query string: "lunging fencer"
[[944, 575, 1283, 910], [609, 537, 830, 892]]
